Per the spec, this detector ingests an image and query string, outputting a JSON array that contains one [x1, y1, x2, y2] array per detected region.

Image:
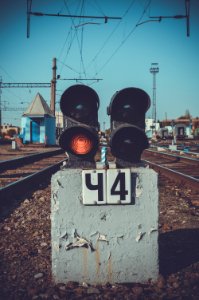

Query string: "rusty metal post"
[[50, 58, 57, 115]]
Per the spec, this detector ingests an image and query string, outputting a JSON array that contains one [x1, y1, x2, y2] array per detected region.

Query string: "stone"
[[34, 273, 44, 279], [87, 287, 100, 294]]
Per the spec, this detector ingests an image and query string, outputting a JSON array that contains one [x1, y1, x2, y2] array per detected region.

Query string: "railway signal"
[[59, 84, 100, 167], [107, 87, 150, 166]]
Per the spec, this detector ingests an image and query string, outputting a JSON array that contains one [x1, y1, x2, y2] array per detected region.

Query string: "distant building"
[[55, 111, 64, 139], [0, 124, 20, 137], [145, 119, 154, 131], [21, 93, 56, 145], [158, 117, 199, 139], [55, 111, 64, 128], [145, 118, 160, 138]]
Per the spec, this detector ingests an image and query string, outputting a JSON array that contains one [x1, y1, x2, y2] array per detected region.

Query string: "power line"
[[94, 0, 152, 76], [57, 59, 80, 75], [79, 0, 86, 77], [58, 78, 102, 81], [87, 0, 137, 70], [0, 66, 16, 82], [29, 11, 122, 21], [137, 0, 190, 37], [26, 0, 122, 38], [57, 28, 73, 63], [93, 0, 106, 16], [1, 83, 51, 88], [59, 29, 77, 76], [0, 81, 51, 128], [0, 65, 35, 96], [63, 0, 87, 78], [2, 107, 26, 111]]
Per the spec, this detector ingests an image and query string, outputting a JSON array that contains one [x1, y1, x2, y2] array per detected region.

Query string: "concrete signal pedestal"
[[51, 167, 159, 284]]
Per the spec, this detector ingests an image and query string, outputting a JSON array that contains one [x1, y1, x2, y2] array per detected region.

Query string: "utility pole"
[[150, 63, 159, 132], [50, 57, 56, 115]]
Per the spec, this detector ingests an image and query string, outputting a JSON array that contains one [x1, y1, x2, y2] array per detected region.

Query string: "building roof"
[[23, 93, 54, 117]]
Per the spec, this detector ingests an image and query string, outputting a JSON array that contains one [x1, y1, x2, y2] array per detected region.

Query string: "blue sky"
[[0, 0, 198, 129]]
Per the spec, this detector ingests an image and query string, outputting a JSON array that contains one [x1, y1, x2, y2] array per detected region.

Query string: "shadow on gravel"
[[0, 181, 50, 221], [159, 228, 199, 276]]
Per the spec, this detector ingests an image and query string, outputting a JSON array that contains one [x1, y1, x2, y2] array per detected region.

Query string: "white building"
[[145, 119, 160, 138], [55, 111, 64, 129]]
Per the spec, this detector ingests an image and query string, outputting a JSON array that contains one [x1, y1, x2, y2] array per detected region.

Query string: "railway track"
[[0, 149, 67, 204], [143, 149, 199, 192], [1, 146, 198, 206]]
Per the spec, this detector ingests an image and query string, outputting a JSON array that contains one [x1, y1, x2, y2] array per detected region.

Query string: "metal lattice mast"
[[150, 63, 159, 130]]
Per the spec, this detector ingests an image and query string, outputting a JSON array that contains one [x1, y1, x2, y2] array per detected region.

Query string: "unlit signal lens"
[[70, 134, 93, 155]]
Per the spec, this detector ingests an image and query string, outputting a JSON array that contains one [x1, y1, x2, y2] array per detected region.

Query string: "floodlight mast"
[[150, 63, 159, 132]]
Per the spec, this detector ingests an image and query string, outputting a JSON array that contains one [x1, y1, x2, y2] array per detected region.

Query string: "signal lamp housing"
[[59, 126, 99, 159], [108, 87, 151, 166], [60, 84, 99, 126], [59, 85, 100, 167], [110, 125, 149, 163]]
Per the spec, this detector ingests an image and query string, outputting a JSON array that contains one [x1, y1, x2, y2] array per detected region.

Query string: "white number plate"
[[82, 168, 135, 205], [82, 170, 106, 205]]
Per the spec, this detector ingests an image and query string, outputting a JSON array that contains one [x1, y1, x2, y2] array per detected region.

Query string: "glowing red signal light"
[[70, 134, 93, 155], [59, 125, 99, 158]]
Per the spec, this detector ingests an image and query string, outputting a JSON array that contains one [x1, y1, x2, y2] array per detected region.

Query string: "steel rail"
[[0, 158, 67, 203], [144, 159, 199, 191], [0, 149, 64, 171], [145, 149, 199, 164]]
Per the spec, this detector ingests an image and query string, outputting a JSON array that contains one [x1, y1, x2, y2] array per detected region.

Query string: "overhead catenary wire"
[[56, 0, 151, 83], [93, 0, 106, 16], [57, 59, 80, 75], [0, 66, 31, 100], [63, 0, 87, 78], [87, 0, 137, 70], [93, 0, 152, 77], [79, 0, 86, 78], [59, 29, 78, 76], [58, 0, 82, 63], [57, 28, 73, 66], [55, 1, 81, 78]]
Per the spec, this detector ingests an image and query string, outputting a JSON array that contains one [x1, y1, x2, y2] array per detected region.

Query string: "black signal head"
[[108, 87, 150, 124], [60, 84, 99, 125], [110, 125, 149, 163]]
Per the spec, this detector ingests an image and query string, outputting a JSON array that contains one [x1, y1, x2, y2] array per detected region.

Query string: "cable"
[[63, 0, 87, 78], [57, 59, 80, 75], [93, 0, 152, 77], [0, 65, 17, 82], [93, 0, 106, 16], [87, 0, 137, 70], [58, 28, 72, 63], [0, 66, 29, 100], [60, 28, 78, 75], [79, 0, 87, 78]]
